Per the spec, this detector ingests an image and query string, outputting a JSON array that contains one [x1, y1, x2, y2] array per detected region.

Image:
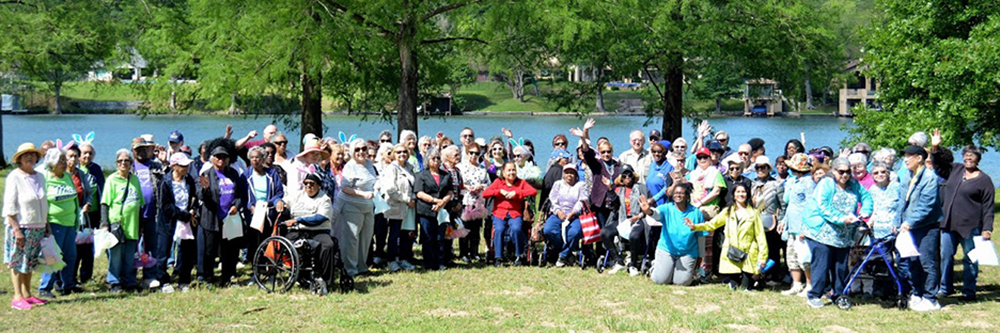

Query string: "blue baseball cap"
[[552, 148, 572, 159], [168, 130, 184, 143]]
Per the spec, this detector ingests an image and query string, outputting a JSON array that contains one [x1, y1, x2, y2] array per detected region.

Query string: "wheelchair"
[[251, 214, 353, 294]]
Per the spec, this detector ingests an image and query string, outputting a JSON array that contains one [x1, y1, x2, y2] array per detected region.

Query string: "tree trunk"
[[169, 89, 177, 111], [515, 69, 525, 103], [301, 66, 323, 145], [804, 63, 815, 110], [715, 97, 722, 113], [53, 83, 62, 115], [228, 93, 238, 114], [397, 25, 419, 137], [660, 56, 684, 141], [595, 67, 605, 113]]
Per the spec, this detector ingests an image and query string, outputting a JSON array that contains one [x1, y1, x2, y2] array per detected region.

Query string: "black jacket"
[[197, 166, 247, 232], [941, 163, 995, 238], [156, 174, 199, 236], [414, 168, 453, 217]]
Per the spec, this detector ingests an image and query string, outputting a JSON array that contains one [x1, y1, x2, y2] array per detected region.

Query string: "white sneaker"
[[555, 259, 567, 268], [236, 261, 246, 269], [160, 284, 175, 294], [782, 283, 804, 296], [143, 279, 161, 289], [608, 264, 626, 274], [628, 266, 640, 277], [373, 256, 385, 266], [908, 295, 925, 311], [399, 260, 416, 271], [178, 284, 190, 293], [923, 298, 941, 311], [797, 285, 811, 298], [388, 261, 401, 272]]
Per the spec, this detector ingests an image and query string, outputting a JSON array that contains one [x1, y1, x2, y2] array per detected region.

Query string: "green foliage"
[[850, 0, 1000, 150], [0, 0, 120, 113]]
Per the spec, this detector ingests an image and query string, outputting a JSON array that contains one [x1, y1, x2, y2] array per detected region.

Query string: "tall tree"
[[0, 0, 119, 114], [849, 0, 1000, 149]]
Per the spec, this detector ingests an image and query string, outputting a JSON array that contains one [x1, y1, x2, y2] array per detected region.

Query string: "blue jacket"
[[899, 166, 943, 229], [244, 167, 285, 210]]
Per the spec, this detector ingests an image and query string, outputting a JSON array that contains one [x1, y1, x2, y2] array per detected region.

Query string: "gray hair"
[[441, 145, 460, 159], [400, 130, 416, 142], [908, 132, 928, 147], [115, 149, 134, 163], [269, 132, 286, 143], [423, 148, 441, 170], [418, 136, 432, 146], [248, 146, 267, 158], [847, 152, 868, 166], [872, 148, 897, 169], [379, 130, 393, 141], [831, 157, 851, 171], [870, 161, 889, 172], [43, 148, 65, 170]]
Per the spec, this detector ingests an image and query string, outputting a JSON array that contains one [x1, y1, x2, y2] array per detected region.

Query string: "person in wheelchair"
[[543, 163, 586, 268], [271, 174, 337, 291]]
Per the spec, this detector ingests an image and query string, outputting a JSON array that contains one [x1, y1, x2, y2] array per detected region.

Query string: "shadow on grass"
[[454, 93, 495, 111]]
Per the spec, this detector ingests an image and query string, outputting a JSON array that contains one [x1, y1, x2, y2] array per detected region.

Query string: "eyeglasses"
[[461, 134, 474, 138], [492, 147, 504, 152], [872, 170, 888, 175], [273, 141, 288, 146], [599, 150, 613, 155], [430, 157, 441, 161], [674, 146, 687, 150], [553, 142, 567, 147], [303, 182, 318, 187], [116, 159, 130, 164]]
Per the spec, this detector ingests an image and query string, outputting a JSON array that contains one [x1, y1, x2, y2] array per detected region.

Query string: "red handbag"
[[579, 207, 601, 244]]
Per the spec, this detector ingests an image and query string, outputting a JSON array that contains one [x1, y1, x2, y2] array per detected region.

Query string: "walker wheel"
[[836, 296, 852, 310], [596, 255, 606, 274], [897, 297, 907, 310]]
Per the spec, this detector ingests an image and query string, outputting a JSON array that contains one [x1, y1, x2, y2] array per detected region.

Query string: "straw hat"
[[785, 153, 813, 172], [12, 142, 44, 164], [296, 138, 331, 160]]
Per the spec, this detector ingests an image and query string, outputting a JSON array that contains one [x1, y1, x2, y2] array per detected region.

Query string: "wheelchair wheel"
[[310, 278, 328, 296], [897, 296, 907, 310], [253, 236, 300, 293], [596, 255, 607, 274], [836, 296, 852, 310]]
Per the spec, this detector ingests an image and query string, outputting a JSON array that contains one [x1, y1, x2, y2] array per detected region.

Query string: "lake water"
[[5, 114, 998, 177]]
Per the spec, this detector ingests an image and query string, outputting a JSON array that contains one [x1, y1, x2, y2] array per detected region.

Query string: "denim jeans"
[[806, 238, 849, 300], [907, 225, 940, 301], [107, 239, 138, 287], [542, 214, 581, 259], [387, 219, 415, 261], [491, 213, 524, 259], [939, 228, 978, 297], [418, 215, 441, 269], [39, 224, 78, 292], [154, 222, 177, 283]]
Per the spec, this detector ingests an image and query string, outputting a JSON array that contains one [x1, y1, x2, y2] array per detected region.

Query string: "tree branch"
[[0, 0, 29, 5], [420, 36, 487, 45], [421, 0, 483, 22], [315, 0, 393, 36]]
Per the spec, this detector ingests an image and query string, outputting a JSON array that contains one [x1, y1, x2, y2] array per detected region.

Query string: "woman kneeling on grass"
[[640, 183, 703, 286], [686, 183, 769, 291]]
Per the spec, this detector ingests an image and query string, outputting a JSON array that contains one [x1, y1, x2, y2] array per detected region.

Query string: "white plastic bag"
[[373, 191, 390, 215], [76, 228, 94, 245], [795, 238, 812, 264], [93, 229, 119, 258], [895, 231, 920, 258], [175, 221, 195, 240], [437, 208, 451, 225], [222, 214, 243, 240]]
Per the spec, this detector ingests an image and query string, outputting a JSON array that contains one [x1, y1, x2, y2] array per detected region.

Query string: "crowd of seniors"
[[2, 120, 995, 312]]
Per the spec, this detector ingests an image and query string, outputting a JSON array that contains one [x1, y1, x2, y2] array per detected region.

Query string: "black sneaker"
[[109, 285, 124, 294], [957, 295, 977, 302]]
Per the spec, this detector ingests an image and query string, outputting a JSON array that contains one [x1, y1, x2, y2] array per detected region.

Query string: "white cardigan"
[[3, 168, 48, 228]]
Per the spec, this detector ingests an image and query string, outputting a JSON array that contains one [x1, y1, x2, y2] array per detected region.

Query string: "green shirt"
[[45, 171, 79, 227], [102, 173, 145, 240]]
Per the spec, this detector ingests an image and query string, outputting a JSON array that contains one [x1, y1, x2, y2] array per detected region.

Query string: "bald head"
[[629, 130, 645, 152], [263, 125, 278, 141]]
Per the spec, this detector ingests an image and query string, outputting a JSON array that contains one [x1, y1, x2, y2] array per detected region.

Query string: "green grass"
[[56, 82, 143, 102], [2, 170, 1000, 330]]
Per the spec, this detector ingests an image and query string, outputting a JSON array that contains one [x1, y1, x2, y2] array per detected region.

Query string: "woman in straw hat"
[[4, 143, 49, 310]]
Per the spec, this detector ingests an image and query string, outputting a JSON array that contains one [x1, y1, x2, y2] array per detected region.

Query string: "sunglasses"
[[674, 146, 687, 150], [273, 141, 288, 146], [354, 148, 365, 152], [718, 138, 729, 142], [492, 147, 504, 152], [651, 150, 665, 154], [394, 150, 408, 155], [696, 155, 709, 160], [738, 151, 750, 156], [835, 169, 851, 175], [872, 170, 888, 175], [467, 151, 480, 155], [553, 142, 567, 147], [380, 139, 391, 143], [599, 150, 613, 155], [116, 159, 130, 164], [303, 182, 318, 187], [461, 134, 474, 138]]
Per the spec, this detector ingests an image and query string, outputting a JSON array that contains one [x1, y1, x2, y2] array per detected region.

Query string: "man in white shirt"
[[618, 130, 653, 184]]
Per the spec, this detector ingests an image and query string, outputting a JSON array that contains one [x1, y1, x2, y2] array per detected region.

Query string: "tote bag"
[[580, 207, 601, 244]]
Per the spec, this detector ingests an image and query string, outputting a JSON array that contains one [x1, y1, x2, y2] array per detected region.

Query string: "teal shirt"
[[804, 177, 873, 248], [656, 203, 705, 257]]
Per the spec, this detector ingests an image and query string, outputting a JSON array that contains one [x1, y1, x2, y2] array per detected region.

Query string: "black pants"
[[287, 230, 338, 283], [74, 210, 102, 284], [154, 223, 176, 283], [601, 218, 624, 264], [713, 226, 725, 276], [174, 239, 198, 284], [764, 229, 786, 281], [628, 222, 661, 267], [197, 226, 241, 283], [459, 218, 484, 258], [387, 219, 415, 261], [731, 272, 757, 290], [371, 213, 388, 261]]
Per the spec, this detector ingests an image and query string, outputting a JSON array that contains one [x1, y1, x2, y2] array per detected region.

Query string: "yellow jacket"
[[693, 205, 769, 274]]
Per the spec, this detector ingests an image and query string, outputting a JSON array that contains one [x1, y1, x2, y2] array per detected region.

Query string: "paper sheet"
[[250, 201, 268, 232], [222, 214, 244, 240], [895, 231, 920, 258], [968, 236, 999, 266]]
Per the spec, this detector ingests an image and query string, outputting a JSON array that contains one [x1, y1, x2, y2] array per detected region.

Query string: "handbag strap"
[[118, 174, 131, 222]]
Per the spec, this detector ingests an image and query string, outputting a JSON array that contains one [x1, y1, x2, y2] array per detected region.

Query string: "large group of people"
[[3, 119, 994, 312]]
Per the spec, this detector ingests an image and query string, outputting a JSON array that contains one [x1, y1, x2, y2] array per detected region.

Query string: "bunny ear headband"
[[339, 131, 357, 145], [72, 131, 96, 145], [507, 137, 526, 148]]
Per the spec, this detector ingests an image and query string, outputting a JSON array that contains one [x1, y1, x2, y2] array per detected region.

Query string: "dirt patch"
[[487, 286, 541, 296], [695, 304, 721, 314], [957, 320, 994, 329]]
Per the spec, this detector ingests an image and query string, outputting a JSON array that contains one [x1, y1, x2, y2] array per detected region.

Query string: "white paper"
[[222, 214, 244, 240], [895, 231, 920, 258], [969, 236, 999, 266], [250, 201, 268, 232]]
